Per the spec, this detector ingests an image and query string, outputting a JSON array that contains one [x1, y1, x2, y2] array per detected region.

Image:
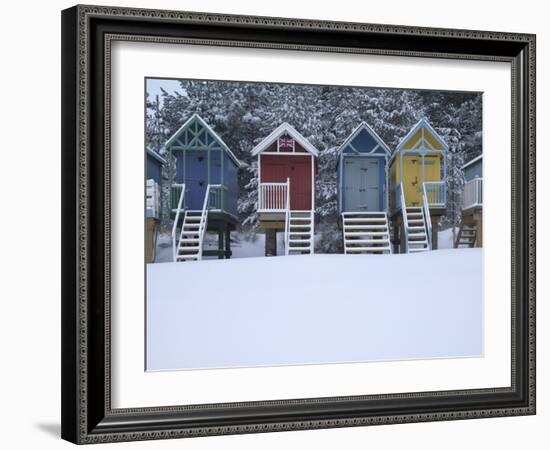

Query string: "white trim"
[[311, 154, 315, 211], [146, 147, 167, 165], [395, 118, 449, 152], [462, 154, 483, 170], [163, 113, 244, 168], [338, 121, 391, 157], [251, 123, 319, 157], [258, 152, 314, 156]]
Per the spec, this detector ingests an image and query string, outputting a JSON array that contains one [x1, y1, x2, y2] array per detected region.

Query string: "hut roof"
[[395, 118, 449, 152], [251, 123, 319, 157], [146, 147, 167, 165], [461, 154, 482, 170], [164, 113, 243, 167], [338, 121, 391, 156]]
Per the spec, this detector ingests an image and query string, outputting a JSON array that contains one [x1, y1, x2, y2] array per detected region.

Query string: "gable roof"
[[462, 154, 482, 170], [251, 123, 319, 157], [338, 121, 391, 157], [396, 118, 449, 152], [146, 147, 167, 165], [163, 113, 244, 167]]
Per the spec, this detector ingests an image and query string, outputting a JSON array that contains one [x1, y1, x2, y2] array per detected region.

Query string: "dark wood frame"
[[61, 4, 536, 444]]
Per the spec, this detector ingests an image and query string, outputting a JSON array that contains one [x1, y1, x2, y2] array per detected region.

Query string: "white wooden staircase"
[[285, 210, 314, 255], [172, 184, 211, 262], [175, 209, 208, 261], [403, 206, 430, 253], [342, 212, 391, 254]]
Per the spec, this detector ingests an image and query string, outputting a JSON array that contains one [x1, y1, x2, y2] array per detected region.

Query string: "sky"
[[146, 78, 183, 105]]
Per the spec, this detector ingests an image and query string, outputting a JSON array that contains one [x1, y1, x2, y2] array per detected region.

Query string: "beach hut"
[[388, 118, 448, 253], [145, 148, 166, 262], [455, 155, 482, 248], [165, 114, 242, 261], [252, 123, 319, 256], [337, 122, 392, 254]]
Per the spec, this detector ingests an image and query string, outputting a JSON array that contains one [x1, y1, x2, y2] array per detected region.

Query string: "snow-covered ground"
[[438, 227, 457, 249], [146, 249, 483, 371], [154, 232, 285, 262]]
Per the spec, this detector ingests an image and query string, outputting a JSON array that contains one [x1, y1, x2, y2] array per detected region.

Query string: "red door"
[[261, 155, 313, 210]]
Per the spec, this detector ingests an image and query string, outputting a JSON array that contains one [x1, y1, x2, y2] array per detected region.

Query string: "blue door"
[[344, 157, 380, 211], [185, 150, 208, 210]]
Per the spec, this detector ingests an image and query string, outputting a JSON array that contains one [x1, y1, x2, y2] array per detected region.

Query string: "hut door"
[[344, 158, 380, 211], [289, 157, 312, 210], [185, 150, 208, 210], [403, 155, 422, 206]]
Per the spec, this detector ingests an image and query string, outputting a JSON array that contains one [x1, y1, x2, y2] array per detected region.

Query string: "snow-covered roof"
[[163, 113, 244, 168], [146, 147, 167, 164], [395, 118, 449, 152], [461, 154, 482, 170], [251, 123, 319, 157], [338, 121, 391, 157]]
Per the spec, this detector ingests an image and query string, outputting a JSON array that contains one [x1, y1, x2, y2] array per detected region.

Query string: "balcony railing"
[[208, 185, 227, 210], [259, 181, 290, 211], [462, 177, 482, 210], [391, 181, 445, 213], [171, 184, 185, 212], [424, 181, 446, 208]]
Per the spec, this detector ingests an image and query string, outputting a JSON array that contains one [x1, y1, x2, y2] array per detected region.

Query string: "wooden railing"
[[171, 183, 186, 262], [170, 184, 185, 212], [424, 181, 446, 208], [207, 184, 226, 210], [259, 181, 290, 211], [398, 183, 409, 253], [422, 183, 433, 250], [462, 177, 482, 210]]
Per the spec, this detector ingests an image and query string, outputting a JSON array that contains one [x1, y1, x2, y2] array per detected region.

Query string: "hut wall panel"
[[146, 156, 162, 185], [464, 160, 482, 181]]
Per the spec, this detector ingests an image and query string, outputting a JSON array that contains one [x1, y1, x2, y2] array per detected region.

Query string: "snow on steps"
[[455, 223, 478, 248], [405, 206, 429, 253], [286, 210, 314, 255], [176, 210, 207, 261], [342, 211, 391, 255]]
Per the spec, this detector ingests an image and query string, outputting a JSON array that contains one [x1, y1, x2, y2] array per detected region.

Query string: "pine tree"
[[146, 79, 482, 251]]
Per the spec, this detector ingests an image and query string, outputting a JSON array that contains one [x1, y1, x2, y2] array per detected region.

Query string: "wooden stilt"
[[225, 226, 231, 258], [431, 217, 439, 250], [265, 229, 277, 257], [217, 229, 224, 259]]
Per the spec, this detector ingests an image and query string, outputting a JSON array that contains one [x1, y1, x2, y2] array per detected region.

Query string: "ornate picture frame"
[[61, 4, 536, 444]]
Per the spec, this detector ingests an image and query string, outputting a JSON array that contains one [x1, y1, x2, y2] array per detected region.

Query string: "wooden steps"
[[342, 212, 391, 255], [286, 210, 314, 255]]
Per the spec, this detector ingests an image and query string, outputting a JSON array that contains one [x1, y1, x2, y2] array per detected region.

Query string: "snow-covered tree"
[[146, 80, 482, 249]]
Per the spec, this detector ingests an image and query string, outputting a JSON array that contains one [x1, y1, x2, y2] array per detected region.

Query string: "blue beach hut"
[[336, 122, 392, 254], [164, 114, 242, 261]]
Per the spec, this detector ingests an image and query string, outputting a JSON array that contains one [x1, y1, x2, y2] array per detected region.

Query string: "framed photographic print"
[[61, 4, 536, 444]]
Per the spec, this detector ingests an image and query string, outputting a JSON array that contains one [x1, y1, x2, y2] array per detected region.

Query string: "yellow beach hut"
[[388, 118, 448, 253]]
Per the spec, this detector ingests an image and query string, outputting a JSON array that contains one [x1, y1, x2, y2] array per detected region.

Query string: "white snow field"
[[146, 249, 482, 371]]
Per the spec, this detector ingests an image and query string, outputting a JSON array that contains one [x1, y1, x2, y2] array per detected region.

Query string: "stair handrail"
[[171, 183, 186, 262], [198, 184, 212, 260], [422, 182, 433, 250], [285, 177, 290, 256], [399, 183, 409, 253]]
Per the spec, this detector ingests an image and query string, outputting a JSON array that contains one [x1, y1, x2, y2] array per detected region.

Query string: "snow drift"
[[146, 249, 482, 371]]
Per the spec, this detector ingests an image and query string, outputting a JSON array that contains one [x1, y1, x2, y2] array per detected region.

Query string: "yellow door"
[[403, 155, 422, 206]]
